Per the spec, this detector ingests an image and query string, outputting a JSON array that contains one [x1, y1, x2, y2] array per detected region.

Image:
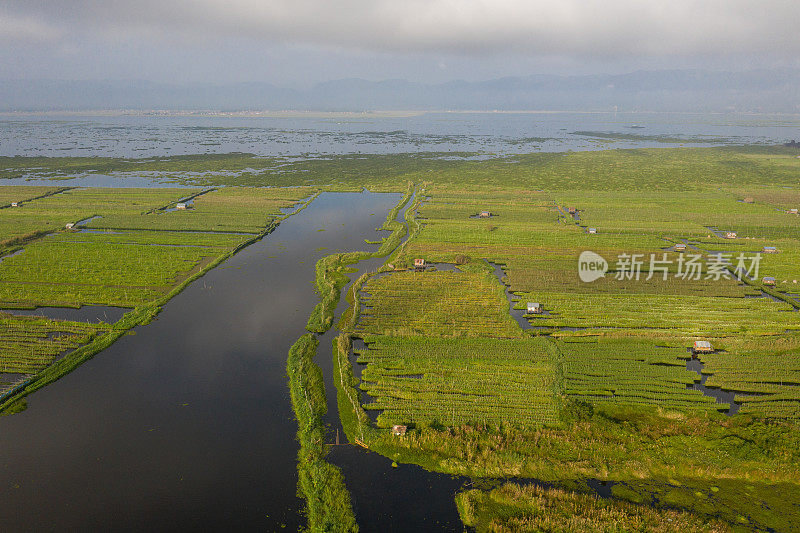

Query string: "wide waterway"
[[0, 191, 409, 531]]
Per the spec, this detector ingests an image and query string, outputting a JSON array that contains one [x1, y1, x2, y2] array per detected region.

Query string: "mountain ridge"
[[2, 69, 799, 113]]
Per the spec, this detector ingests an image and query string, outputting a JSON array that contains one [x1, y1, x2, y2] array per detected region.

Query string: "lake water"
[[3, 112, 797, 188], [2, 112, 799, 160]]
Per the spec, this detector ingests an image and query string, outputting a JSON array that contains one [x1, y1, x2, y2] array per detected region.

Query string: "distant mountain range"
[[2, 69, 799, 113]]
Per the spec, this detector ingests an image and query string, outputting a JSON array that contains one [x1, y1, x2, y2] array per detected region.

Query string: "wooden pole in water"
[[336, 428, 339, 445]]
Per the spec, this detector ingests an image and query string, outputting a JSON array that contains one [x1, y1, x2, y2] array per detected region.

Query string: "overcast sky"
[[2, 1, 799, 85]]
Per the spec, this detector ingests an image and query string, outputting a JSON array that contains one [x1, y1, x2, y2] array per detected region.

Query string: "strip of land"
[[2, 145, 800, 530]]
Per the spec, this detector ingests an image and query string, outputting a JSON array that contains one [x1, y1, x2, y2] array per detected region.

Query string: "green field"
[[325, 145, 800, 530], [457, 482, 731, 532], [559, 338, 722, 411], [3, 145, 800, 531], [0, 184, 313, 397], [0, 186, 312, 309], [358, 270, 521, 338], [0, 314, 107, 375], [357, 336, 558, 427]]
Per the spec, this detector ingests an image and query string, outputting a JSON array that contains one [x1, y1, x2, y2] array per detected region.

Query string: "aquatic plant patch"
[[456, 481, 731, 532], [558, 338, 722, 411], [0, 314, 108, 392], [356, 336, 558, 428], [358, 271, 521, 338]]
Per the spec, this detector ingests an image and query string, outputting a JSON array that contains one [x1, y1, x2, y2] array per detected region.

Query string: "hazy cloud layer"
[[0, 12, 60, 43], [2, 1, 799, 85], [4, 0, 800, 57]]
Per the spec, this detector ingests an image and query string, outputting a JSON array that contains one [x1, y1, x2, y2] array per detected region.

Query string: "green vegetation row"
[[0, 306, 159, 413], [333, 272, 385, 446], [701, 337, 800, 419], [0, 315, 107, 376], [286, 334, 358, 533]]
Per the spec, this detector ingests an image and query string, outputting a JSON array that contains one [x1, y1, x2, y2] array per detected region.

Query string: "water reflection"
[[0, 191, 399, 532]]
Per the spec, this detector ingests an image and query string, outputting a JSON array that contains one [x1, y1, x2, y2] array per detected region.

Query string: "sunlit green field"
[[3, 145, 800, 531], [332, 145, 800, 531]]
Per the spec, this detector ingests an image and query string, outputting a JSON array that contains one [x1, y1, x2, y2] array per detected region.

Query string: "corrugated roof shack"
[[414, 258, 425, 271], [675, 243, 687, 252], [479, 211, 492, 218], [526, 302, 543, 314], [391, 425, 407, 436], [587, 227, 597, 234], [763, 276, 776, 286], [724, 231, 737, 239], [175, 202, 188, 210], [692, 340, 714, 355], [763, 246, 778, 254]]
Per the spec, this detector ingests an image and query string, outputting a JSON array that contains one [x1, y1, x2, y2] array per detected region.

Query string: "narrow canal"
[[0, 192, 401, 531]]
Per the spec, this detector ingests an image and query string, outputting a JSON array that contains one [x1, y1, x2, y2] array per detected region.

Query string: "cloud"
[[3, 0, 800, 60], [0, 12, 61, 43]]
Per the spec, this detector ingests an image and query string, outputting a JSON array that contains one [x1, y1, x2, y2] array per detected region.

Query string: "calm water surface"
[[2, 112, 798, 159], [0, 192, 400, 531], [3, 112, 797, 188]]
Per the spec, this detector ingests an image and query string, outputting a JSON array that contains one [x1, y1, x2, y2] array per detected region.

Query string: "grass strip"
[[287, 334, 358, 532]]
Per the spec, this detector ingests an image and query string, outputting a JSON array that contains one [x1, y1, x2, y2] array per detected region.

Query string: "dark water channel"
[[0, 191, 407, 531], [686, 358, 740, 415], [308, 201, 473, 531], [490, 262, 532, 331]]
